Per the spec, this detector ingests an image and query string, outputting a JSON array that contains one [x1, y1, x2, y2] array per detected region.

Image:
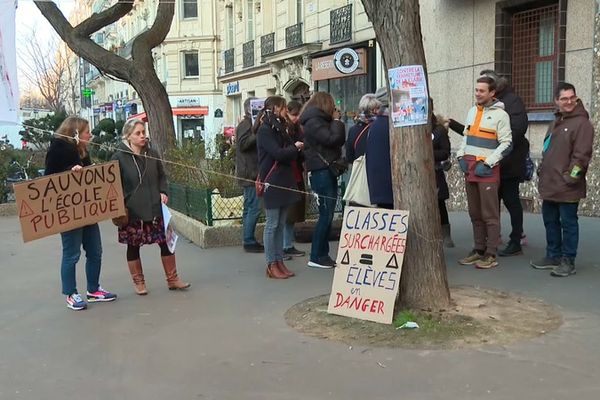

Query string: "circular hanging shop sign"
[[334, 48, 360, 74]]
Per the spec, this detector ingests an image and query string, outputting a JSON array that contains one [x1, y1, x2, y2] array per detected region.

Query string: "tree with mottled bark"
[[33, 0, 176, 155], [361, 0, 451, 311]]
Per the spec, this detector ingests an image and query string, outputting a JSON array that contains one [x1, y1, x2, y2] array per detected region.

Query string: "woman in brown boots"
[[112, 118, 190, 294], [255, 96, 304, 279]]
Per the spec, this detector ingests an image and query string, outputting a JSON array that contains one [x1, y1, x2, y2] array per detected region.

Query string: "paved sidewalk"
[[0, 212, 599, 400]]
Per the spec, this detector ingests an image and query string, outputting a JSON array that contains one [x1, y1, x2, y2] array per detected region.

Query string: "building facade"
[[217, 0, 385, 129], [79, 0, 224, 146]]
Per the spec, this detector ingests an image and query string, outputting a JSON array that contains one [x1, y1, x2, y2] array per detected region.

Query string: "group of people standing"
[[46, 71, 593, 309], [235, 92, 347, 278], [45, 117, 189, 310], [453, 71, 593, 277]]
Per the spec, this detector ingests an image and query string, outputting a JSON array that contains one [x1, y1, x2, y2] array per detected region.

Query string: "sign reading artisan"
[[14, 161, 126, 242], [328, 206, 409, 324]]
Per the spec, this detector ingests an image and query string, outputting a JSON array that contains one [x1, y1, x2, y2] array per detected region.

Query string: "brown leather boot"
[[161, 255, 191, 290], [266, 262, 288, 279], [276, 260, 295, 277], [127, 259, 148, 295]]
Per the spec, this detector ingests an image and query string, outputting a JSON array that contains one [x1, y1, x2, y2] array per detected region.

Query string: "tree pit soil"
[[285, 286, 562, 350]]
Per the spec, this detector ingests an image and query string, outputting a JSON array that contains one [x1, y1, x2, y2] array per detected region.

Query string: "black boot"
[[498, 240, 523, 257]]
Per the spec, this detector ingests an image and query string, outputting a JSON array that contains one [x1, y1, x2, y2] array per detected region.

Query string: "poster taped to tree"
[[14, 161, 126, 242], [328, 206, 409, 324], [388, 65, 429, 128]]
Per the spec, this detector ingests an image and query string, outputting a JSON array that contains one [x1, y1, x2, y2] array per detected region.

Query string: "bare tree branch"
[[132, 0, 175, 65], [34, 0, 133, 81], [73, 0, 134, 37]]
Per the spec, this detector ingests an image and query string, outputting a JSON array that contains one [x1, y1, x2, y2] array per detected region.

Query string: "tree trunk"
[[361, 0, 451, 311], [34, 0, 176, 156], [131, 72, 176, 156]]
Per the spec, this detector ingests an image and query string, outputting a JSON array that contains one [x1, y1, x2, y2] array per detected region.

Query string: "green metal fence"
[[168, 180, 345, 226]]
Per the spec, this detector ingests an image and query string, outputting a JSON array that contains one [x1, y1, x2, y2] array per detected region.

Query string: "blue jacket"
[[365, 112, 393, 206]]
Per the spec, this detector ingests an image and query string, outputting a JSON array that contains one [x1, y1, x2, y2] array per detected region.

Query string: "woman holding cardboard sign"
[[45, 116, 117, 311], [112, 119, 189, 294]]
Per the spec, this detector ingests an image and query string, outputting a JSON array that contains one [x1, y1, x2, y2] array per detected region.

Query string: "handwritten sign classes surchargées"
[[14, 161, 126, 243], [328, 206, 409, 324]]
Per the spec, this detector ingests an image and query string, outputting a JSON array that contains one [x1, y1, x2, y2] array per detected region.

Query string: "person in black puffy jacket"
[[255, 96, 304, 279], [299, 92, 345, 269]]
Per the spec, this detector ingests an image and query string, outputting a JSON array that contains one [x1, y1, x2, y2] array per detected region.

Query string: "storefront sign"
[[175, 96, 205, 108], [14, 161, 126, 243], [328, 206, 409, 324], [334, 48, 360, 74], [226, 81, 240, 96], [312, 48, 367, 81]]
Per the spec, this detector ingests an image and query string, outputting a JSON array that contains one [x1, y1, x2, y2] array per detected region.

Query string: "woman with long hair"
[[45, 116, 117, 310], [255, 96, 304, 279], [112, 119, 190, 294], [299, 92, 346, 269], [282, 100, 307, 258]]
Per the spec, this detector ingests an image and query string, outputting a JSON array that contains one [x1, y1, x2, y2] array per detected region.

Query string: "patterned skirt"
[[118, 216, 166, 246]]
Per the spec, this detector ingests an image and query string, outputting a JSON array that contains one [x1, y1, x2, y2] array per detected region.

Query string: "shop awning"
[[172, 106, 209, 116], [127, 107, 209, 122]]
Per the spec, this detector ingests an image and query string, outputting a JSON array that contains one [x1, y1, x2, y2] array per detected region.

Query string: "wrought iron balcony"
[[261, 32, 275, 58], [330, 5, 352, 44], [285, 23, 303, 49], [243, 40, 255, 68], [224, 48, 234, 74]]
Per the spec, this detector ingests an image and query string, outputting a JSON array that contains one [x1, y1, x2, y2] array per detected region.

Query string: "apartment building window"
[[183, 52, 199, 78], [183, 0, 198, 19], [246, 0, 254, 41], [226, 6, 234, 49], [495, 1, 565, 111]]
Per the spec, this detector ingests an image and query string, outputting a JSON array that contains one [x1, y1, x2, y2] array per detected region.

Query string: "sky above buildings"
[[2, 0, 74, 145]]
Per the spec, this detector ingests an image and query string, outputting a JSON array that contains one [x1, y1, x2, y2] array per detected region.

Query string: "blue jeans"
[[242, 186, 261, 245], [309, 169, 338, 262], [283, 222, 295, 250], [60, 224, 102, 295], [542, 200, 579, 260], [264, 207, 289, 263]]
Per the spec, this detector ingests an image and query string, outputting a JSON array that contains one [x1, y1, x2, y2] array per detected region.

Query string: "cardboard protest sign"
[[328, 206, 409, 324], [14, 161, 126, 242]]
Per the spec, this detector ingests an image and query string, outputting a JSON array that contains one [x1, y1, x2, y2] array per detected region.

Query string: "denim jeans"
[[60, 224, 102, 295], [283, 222, 295, 250], [242, 186, 261, 245], [542, 200, 579, 260], [264, 206, 289, 263], [309, 169, 338, 262]]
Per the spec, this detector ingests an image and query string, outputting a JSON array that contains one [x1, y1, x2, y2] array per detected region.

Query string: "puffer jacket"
[[256, 117, 301, 209], [456, 100, 512, 168], [234, 116, 258, 187], [496, 89, 529, 179], [538, 101, 594, 202], [299, 106, 345, 172], [111, 141, 168, 222]]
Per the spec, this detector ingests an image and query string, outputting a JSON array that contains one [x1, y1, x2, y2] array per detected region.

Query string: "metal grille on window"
[[512, 4, 558, 110], [261, 33, 275, 58], [286, 23, 303, 49], [330, 5, 352, 44], [243, 40, 255, 68], [224, 48, 235, 74]]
